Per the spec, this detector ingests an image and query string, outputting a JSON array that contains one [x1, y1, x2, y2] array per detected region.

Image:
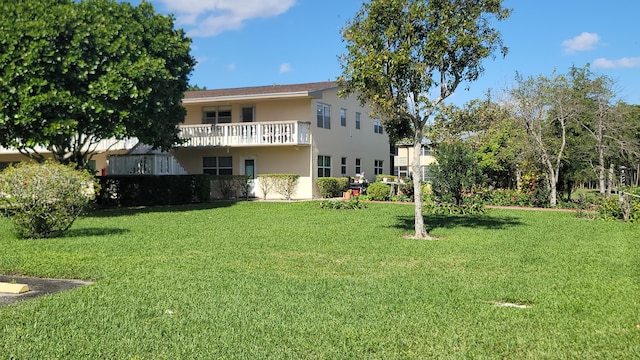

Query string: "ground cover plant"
[[0, 202, 638, 358]]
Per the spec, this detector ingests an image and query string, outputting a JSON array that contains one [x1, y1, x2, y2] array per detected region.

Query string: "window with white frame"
[[355, 112, 361, 129], [340, 108, 347, 127], [373, 119, 383, 134], [374, 160, 383, 175], [420, 145, 432, 156], [355, 158, 361, 174], [317, 103, 331, 129], [203, 106, 232, 124], [318, 155, 331, 177], [341, 157, 347, 175], [203, 156, 233, 175]]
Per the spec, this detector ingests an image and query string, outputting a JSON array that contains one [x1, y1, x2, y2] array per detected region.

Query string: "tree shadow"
[[86, 200, 239, 218], [392, 213, 524, 233]]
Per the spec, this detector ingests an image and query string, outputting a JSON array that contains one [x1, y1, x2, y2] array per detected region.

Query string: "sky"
[[134, 0, 640, 107]]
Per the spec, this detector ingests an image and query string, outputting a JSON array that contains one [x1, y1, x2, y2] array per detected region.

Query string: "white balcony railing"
[[0, 138, 139, 155], [107, 154, 187, 175], [177, 121, 311, 148], [394, 155, 437, 167]]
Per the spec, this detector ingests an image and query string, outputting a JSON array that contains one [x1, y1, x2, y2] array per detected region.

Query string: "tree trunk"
[[411, 128, 429, 239], [598, 148, 606, 195], [548, 175, 558, 206], [606, 163, 614, 196]]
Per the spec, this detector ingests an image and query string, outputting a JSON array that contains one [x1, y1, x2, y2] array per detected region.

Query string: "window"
[[373, 119, 383, 134], [203, 106, 232, 124], [395, 166, 408, 178], [355, 158, 361, 174], [318, 155, 331, 177], [374, 160, 383, 175], [241, 106, 254, 122], [355, 112, 361, 129], [340, 108, 347, 127], [341, 157, 347, 175], [317, 103, 331, 129], [420, 146, 432, 156], [203, 156, 232, 175]]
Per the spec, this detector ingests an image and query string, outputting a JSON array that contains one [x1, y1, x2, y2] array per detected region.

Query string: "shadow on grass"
[[64, 227, 129, 238], [87, 200, 239, 218], [393, 213, 524, 233]]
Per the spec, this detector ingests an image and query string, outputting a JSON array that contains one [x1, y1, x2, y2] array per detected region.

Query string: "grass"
[[0, 201, 639, 359]]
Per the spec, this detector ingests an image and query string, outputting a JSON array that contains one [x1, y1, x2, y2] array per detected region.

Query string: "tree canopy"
[[338, 0, 510, 238], [0, 0, 195, 167]]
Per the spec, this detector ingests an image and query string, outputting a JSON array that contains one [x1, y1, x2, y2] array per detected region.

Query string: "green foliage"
[[430, 142, 482, 205], [0, 0, 195, 167], [316, 177, 349, 198], [593, 192, 640, 222], [0, 162, 96, 238], [319, 197, 367, 210], [338, 0, 510, 238], [97, 175, 211, 207], [257, 174, 300, 200], [468, 188, 549, 208], [366, 182, 390, 201]]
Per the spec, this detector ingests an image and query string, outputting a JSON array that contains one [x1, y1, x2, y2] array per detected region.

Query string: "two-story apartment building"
[[393, 143, 437, 181], [0, 81, 391, 199]]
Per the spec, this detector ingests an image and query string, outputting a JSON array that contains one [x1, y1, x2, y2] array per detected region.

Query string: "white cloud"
[[279, 63, 292, 74], [593, 57, 640, 69], [155, 0, 297, 37], [562, 32, 600, 53]]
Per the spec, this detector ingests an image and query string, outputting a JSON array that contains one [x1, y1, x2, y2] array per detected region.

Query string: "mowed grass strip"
[[0, 201, 638, 359]]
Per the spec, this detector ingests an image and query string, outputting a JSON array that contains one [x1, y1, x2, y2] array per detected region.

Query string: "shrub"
[[0, 162, 97, 238], [211, 175, 238, 200], [319, 197, 367, 210], [97, 175, 210, 206], [258, 174, 300, 200], [317, 177, 349, 198], [366, 182, 390, 201]]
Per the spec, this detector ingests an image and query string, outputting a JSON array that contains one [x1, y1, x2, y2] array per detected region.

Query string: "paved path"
[[0, 275, 92, 307]]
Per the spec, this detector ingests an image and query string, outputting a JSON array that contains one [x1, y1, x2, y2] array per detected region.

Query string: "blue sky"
[[138, 0, 640, 106]]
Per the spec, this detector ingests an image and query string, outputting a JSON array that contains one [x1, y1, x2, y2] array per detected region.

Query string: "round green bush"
[[0, 162, 97, 238], [366, 182, 390, 201]]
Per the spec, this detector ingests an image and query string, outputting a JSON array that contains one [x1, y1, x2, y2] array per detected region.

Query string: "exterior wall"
[[172, 146, 313, 199], [308, 88, 391, 197], [183, 98, 310, 125], [0, 150, 124, 176]]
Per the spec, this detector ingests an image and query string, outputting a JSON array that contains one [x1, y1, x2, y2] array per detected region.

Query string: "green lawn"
[[1, 201, 638, 359]]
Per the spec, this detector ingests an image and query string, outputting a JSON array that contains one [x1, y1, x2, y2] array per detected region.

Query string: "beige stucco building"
[[393, 143, 437, 181], [1, 82, 392, 199]]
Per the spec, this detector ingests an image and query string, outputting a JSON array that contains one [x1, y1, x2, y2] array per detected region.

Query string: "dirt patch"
[[0, 275, 92, 307]]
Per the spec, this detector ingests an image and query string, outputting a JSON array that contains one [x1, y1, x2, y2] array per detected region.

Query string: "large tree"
[[508, 71, 581, 206], [338, 0, 510, 238], [0, 0, 195, 168]]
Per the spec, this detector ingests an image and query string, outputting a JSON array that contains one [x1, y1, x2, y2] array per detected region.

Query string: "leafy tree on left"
[[0, 0, 195, 168]]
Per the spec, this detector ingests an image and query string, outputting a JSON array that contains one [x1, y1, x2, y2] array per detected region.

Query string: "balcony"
[[394, 155, 436, 167], [0, 138, 139, 155], [107, 154, 187, 175], [177, 121, 311, 148]]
